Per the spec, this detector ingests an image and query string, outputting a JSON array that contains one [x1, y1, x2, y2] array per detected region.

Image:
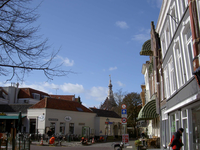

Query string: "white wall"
[[27, 108, 96, 135]]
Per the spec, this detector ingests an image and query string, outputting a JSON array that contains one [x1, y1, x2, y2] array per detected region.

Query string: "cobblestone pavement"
[[31, 140, 138, 149], [31, 140, 162, 150]]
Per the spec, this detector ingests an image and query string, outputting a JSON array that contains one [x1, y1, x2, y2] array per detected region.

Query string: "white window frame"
[[161, 108, 168, 147], [177, 0, 188, 18], [164, 66, 170, 99], [173, 37, 185, 89], [196, 0, 200, 28], [161, 34, 166, 58], [169, 2, 178, 36], [164, 21, 171, 51], [159, 69, 164, 101], [168, 56, 176, 94], [154, 71, 157, 92], [181, 17, 194, 81]]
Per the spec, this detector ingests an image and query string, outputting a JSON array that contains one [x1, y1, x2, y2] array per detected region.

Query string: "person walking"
[[169, 128, 184, 150], [47, 129, 53, 144]]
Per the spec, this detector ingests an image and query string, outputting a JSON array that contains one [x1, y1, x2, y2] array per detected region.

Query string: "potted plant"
[[135, 139, 142, 147]]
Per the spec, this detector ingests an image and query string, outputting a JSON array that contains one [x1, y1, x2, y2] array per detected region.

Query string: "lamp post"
[[106, 118, 109, 140]]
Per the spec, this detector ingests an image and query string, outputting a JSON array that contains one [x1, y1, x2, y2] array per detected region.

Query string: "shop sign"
[[122, 134, 129, 144], [64, 116, 72, 121], [38, 115, 45, 121], [48, 118, 58, 121], [0, 112, 6, 116], [79, 123, 85, 125]]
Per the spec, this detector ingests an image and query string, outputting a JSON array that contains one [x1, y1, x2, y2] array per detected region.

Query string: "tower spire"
[[108, 75, 113, 100]]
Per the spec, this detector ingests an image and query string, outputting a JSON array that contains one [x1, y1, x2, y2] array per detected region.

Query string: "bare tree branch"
[[0, 0, 73, 81]]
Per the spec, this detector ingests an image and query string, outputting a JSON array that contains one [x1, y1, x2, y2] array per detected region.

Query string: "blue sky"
[[0, 0, 162, 107]]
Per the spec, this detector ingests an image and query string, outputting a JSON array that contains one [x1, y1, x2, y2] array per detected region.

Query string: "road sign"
[[121, 104, 127, 109], [121, 114, 127, 118], [121, 109, 127, 114], [121, 117, 127, 124]]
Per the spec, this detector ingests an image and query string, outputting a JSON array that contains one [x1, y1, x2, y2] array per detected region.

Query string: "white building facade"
[[156, 0, 200, 149]]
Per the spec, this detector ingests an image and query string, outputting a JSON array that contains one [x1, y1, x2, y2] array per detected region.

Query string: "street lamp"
[[106, 118, 109, 138]]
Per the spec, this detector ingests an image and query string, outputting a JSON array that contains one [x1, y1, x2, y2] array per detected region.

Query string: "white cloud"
[[131, 29, 150, 42], [109, 66, 117, 71], [86, 86, 108, 102], [57, 56, 74, 66], [0, 81, 108, 105], [117, 81, 125, 87], [60, 83, 84, 93], [115, 21, 129, 29]]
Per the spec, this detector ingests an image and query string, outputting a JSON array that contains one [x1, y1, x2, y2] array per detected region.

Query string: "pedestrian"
[[47, 129, 53, 144], [141, 131, 145, 139], [169, 128, 184, 150]]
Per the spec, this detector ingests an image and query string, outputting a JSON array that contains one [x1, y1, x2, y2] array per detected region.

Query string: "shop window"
[[170, 114, 176, 137], [182, 109, 189, 150], [60, 122, 65, 135], [0, 121, 6, 132], [192, 106, 200, 150], [69, 123, 74, 134], [50, 122, 56, 134]]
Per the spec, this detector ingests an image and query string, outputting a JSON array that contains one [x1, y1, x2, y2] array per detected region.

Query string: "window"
[[166, 27, 171, 50], [164, 66, 170, 98], [182, 109, 189, 149], [161, 35, 166, 57], [181, 18, 194, 81], [160, 69, 163, 101], [32, 93, 40, 100], [184, 27, 193, 80], [169, 2, 178, 36], [192, 106, 200, 150], [60, 122, 65, 134], [168, 57, 176, 94], [76, 107, 83, 112], [196, 0, 200, 27], [161, 108, 168, 147], [69, 123, 74, 134], [50, 122, 56, 134], [180, 0, 187, 14], [154, 71, 157, 92], [174, 37, 185, 88]]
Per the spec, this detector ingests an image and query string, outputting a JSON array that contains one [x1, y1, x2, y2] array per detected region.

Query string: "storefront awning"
[[0, 116, 26, 119], [137, 99, 158, 120]]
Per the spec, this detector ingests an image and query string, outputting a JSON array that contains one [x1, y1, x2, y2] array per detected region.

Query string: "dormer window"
[[32, 93, 40, 100]]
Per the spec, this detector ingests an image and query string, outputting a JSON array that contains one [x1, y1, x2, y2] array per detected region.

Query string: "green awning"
[[140, 39, 153, 56], [137, 99, 158, 120], [0, 116, 26, 119]]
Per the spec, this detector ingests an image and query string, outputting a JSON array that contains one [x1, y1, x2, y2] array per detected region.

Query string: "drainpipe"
[[15, 83, 19, 103], [188, 0, 200, 85]]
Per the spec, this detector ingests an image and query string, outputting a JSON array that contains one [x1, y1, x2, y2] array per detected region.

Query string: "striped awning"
[[137, 99, 158, 120]]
